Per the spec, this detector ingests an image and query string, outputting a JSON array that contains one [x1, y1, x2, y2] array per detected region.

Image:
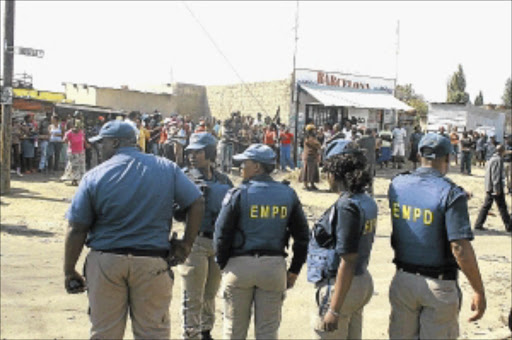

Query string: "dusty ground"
[[1, 162, 511, 339]]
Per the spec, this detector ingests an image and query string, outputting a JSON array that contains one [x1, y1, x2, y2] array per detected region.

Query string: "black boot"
[[201, 330, 213, 340]]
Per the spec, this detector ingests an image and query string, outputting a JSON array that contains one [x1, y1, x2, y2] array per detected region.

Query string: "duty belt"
[[396, 262, 458, 281], [97, 248, 168, 259], [233, 249, 285, 258]]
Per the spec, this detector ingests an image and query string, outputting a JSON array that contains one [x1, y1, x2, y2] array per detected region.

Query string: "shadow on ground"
[[3, 187, 70, 203], [0, 223, 56, 237]]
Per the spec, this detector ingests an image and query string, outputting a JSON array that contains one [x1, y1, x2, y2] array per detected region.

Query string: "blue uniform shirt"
[[66, 147, 202, 251], [201, 171, 233, 233], [214, 174, 310, 274], [307, 192, 378, 283], [388, 167, 473, 269]]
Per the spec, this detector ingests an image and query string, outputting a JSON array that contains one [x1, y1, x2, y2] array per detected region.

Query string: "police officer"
[[214, 144, 310, 339], [387, 133, 486, 339], [177, 132, 234, 340], [307, 140, 378, 339], [64, 121, 204, 339]]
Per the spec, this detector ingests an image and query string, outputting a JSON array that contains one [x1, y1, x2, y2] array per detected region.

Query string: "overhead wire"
[[181, 1, 269, 116]]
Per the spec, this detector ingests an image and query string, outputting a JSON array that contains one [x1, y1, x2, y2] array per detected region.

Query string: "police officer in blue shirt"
[[64, 121, 204, 339], [176, 132, 233, 340], [388, 133, 486, 339], [214, 143, 309, 340], [307, 139, 378, 339]]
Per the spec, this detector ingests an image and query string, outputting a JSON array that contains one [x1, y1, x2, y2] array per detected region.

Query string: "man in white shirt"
[[392, 122, 407, 169]]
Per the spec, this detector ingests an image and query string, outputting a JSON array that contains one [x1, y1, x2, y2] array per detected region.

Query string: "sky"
[[1, 1, 511, 104]]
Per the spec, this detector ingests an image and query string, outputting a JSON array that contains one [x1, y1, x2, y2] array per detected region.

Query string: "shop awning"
[[300, 83, 414, 111]]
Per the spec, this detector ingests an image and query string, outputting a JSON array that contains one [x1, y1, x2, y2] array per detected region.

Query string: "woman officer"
[[307, 139, 378, 339]]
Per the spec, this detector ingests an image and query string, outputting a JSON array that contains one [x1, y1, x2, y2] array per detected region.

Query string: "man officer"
[[64, 120, 204, 339], [177, 132, 234, 340], [387, 133, 486, 339], [214, 144, 310, 339]]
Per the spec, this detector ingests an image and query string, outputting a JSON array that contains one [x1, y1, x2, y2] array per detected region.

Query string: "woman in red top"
[[61, 120, 86, 186], [264, 124, 278, 168]]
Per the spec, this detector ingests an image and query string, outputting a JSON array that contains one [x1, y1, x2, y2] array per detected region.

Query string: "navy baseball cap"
[[324, 139, 358, 160], [418, 133, 452, 159], [186, 132, 217, 150], [233, 143, 276, 164], [89, 121, 136, 143]]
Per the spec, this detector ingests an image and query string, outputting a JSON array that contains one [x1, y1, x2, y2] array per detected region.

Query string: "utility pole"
[[292, 0, 300, 164], [1, 0, 15, 195]]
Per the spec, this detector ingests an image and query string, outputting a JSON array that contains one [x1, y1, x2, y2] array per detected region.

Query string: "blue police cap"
[[324, 139, 358, 160], [418, 133, 452, 159], [233, 143, 276, 164], [186, 132, 217, 150], [89, 120, 136, 143]]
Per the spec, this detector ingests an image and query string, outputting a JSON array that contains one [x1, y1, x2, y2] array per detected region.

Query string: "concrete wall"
[[64, 83, 97, 106], [172, 83, 209, 121], [205, 79, 292, 122], [95, 88, 176, 115]]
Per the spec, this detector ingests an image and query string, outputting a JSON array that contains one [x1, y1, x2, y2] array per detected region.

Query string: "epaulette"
[[391, 170, 411, 180], [222, 187, 242, 206]]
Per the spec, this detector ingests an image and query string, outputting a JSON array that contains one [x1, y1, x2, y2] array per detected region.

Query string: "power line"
[[181, 1, 269, 116]]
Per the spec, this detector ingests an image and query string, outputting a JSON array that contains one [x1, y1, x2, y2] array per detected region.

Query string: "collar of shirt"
[[244, 173, 273, 183], [415, 167, 443, 177], [114, 146, 140, 155]]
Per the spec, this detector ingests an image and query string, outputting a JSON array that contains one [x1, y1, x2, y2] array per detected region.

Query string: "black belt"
[[396, 263, 457, 281], [97, 248, 168, 259], [198, 231, 214, 239], [233, 250, 285, 258]]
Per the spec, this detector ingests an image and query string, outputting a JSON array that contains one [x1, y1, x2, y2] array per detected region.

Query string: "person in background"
[[326, 123, 345, 145], [47, 115, 64, 173], [377, 125, 392, 169], [485, 135, 497, 162], [504, 134, 512, 195], [37, 115, 51, 173], [408, 126, 423, 170], [279, 124, 295, 172], [20, 114, 38, 174], [300, 127, 322, 191], [474, 144, 511, 232], [61, 120, 86, 186], [11, 117, 23, 177], [391, 122, 407, 169], [449, 127, 460, 166], [342, 121, 352, 141], [388, 133, 486, 339], [307, 139, 377, 339], [356, 128, 376, 196], [136, 117, 150, 153], [460, 131, 473, 175], [214, 144, 309, 339], [474, 132, 486, 167], [263, 124, 279, 169]]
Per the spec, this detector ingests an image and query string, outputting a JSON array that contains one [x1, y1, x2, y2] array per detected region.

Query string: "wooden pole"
[[1, 0, 15, 194]]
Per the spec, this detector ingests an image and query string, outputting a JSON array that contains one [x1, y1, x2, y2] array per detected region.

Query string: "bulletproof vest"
[[231, 179, 295, 256], [201, 172, 232, 233], [306, 193, 378, 283], [388, 169, 458, 268]]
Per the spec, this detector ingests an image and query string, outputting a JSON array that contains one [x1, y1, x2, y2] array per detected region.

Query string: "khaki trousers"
[[179, 236, 221, 339], [221, 255, 287, 340], [312, 270, 374, 340], [388, 269, 461, 340], [85, 250, 174, 340]]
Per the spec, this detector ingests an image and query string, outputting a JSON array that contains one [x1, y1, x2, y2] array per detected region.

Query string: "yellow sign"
[[13, 88, 68, 103]]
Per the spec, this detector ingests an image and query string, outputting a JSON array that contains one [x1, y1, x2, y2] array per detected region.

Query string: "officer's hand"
[[169, 238, 193, 265], [469, 291, 486, 322], [64, 270, 86, 294], [321, 310, 339, 332], [286, 271, 298, 289]]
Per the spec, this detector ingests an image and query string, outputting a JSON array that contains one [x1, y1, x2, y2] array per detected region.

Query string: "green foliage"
[[394, 84, 428, 117], [474, 91, 484, 106], [503, 77, 512, 108], [447, 64, 470, 104]]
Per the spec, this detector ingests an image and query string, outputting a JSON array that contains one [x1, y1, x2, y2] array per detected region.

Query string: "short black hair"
[[322, 152, 370, 193], [261, 162, 275, 174]]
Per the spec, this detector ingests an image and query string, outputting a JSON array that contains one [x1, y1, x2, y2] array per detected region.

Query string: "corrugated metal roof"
[[301, 83, 414, 111]]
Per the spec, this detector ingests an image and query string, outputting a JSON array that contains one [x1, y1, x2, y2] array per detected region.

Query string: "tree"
[[446, 64, 470, 104], [474, 91, 484, 106], [395, 84, 428, 118], [503, 77, 512, 108]]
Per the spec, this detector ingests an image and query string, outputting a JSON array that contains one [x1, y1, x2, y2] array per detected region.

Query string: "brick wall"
[[205, 78, 292, 122]]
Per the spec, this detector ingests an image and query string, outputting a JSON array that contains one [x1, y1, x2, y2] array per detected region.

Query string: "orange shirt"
[[263, 130, 277, 145], [280, 132, 293, 145], [450, 131, 459, 145]]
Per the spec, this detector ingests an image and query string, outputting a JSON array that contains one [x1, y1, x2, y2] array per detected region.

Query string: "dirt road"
[[1, 165, 511, 339]]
